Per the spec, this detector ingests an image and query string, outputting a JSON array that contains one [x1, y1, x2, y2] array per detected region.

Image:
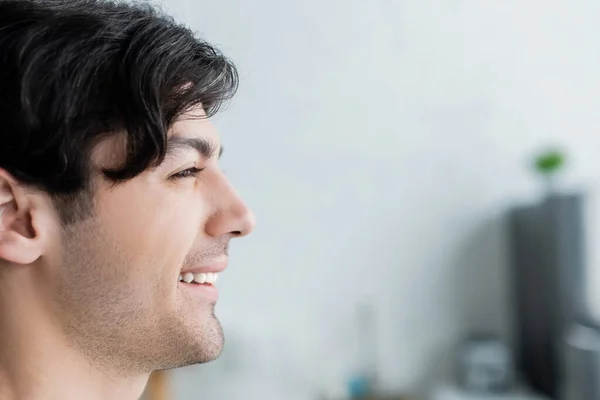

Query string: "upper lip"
[[180, 259, 228, 274]]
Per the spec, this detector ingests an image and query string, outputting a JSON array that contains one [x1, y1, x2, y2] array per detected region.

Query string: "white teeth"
[[183, 272, 194, 283], [194, 273, 207, 284], [180, 272, 220, 284], [205, 273, 214, 284]]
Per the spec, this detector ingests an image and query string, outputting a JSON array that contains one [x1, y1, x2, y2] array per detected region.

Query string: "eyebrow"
[[165, 136, 223, 160]]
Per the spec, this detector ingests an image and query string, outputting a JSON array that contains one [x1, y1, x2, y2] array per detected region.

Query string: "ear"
[[0, 169, 49, 265]]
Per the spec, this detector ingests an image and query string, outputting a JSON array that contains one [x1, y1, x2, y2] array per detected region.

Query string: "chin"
[[178, 314, 224, 366], [147, 309, 224, 371]]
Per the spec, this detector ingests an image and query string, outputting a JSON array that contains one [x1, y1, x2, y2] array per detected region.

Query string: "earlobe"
[[0, 171, 45, 265], [0, 229, 42, 264]]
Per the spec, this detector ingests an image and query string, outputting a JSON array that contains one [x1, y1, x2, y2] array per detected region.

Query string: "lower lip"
[[178, 282, 219, 301]]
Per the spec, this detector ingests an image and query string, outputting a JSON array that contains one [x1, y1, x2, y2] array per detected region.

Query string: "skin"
[[0, 106, 255, 400]]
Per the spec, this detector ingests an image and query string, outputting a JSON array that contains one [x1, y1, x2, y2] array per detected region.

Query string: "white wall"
[[161, 0, 600, 398]]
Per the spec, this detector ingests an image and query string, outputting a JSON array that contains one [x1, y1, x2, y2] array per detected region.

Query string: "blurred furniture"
[[562, 323, 600, 400], [355, 395, 410, 400], [431, 382, 548, 400], [459, 335, 514, 393], [509, 193, 583, 398]]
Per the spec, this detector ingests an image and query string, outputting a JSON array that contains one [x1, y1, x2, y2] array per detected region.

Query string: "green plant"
[[534, 150, 565, 176]]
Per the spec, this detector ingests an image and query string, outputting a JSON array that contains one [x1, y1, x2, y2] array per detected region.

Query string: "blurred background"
[[145, 0, 600, 399]]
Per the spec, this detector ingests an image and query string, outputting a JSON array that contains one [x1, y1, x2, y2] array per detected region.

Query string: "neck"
[[0, 269, 149, 400]]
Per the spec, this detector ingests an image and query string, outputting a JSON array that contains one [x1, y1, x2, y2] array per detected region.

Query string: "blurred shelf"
[[355, 396, 410, 400], [431, 383, 549, 400]]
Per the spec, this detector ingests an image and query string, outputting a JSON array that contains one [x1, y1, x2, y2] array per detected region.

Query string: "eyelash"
[[170, 167, 205, 180]]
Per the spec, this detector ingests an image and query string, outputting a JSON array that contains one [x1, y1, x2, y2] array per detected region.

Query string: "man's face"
[[42, 106, 255, 373]]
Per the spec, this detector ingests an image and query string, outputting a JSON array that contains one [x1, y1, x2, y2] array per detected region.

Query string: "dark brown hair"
[[0, 0, 238, 221]]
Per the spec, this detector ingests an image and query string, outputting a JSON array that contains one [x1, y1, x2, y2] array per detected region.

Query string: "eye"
[[169, 166, 205, 180]]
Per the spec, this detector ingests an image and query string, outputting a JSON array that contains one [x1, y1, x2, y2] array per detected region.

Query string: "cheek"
[[148, 216, 198, 274], [112, 206, 202, 275], [95, 180, 206, 276]]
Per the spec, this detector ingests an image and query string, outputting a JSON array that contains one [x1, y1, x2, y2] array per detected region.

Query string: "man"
[[0, 1, 256, 399]]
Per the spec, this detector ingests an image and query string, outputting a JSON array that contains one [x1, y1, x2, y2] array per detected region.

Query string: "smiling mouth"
[[178, 272, 218, 285]]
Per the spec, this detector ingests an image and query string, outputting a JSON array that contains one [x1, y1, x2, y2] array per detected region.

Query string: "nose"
[[204, 173, 256, 238]]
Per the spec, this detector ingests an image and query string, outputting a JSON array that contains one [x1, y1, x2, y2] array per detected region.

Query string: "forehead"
[[91, 106, 220, 169], [170, 110, 219, 142]]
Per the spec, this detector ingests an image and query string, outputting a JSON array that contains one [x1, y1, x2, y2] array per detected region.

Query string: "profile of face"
[[24, 106, 255, 373]]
